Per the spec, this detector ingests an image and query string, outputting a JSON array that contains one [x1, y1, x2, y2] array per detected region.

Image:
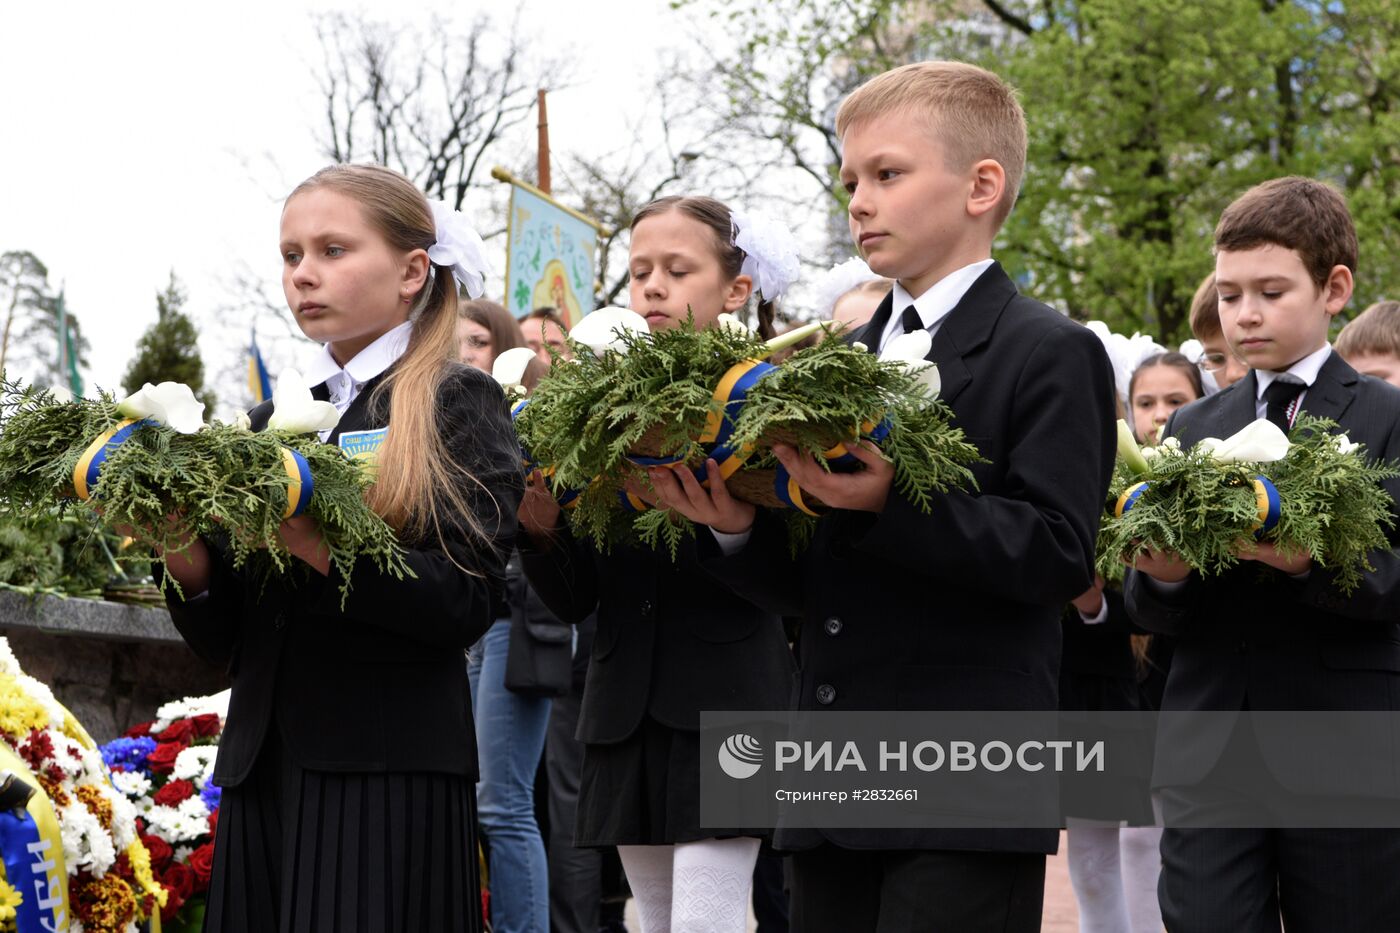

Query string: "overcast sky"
[[0, 0, 686, 401]]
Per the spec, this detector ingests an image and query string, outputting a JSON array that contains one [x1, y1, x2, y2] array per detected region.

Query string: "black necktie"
[[1263, 379, 1305, 433], [900, 305, 923, 335]]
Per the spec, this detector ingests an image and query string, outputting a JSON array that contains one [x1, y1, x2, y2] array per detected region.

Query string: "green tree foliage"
[[687, 0, 1400, 340], [122, 272, 216, 414], [0, 250, 91, 390]]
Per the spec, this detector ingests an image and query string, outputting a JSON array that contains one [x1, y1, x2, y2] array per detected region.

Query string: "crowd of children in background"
[[161, 55, 1400, 933]]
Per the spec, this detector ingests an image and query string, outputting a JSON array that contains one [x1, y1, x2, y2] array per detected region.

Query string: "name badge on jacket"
[[339, 428, 388, 464]]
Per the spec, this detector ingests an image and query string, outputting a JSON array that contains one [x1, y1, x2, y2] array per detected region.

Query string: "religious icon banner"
[[497, 170, 603, 328]]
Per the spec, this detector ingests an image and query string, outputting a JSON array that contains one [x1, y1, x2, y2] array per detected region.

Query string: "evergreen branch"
[[513, 320, 982, 555], [0, 380, 408, 603], [1096, 416, 1400, 594]]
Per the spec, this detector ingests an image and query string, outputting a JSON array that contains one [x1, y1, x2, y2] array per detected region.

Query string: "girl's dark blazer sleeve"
[[517, 518, 600, 626]]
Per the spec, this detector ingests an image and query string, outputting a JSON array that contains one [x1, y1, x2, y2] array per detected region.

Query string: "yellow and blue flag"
[[248, 331, 272, 404]]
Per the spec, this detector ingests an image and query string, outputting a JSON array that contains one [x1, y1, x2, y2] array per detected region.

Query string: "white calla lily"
[[48, 385, 74, 403], [492, 347, 537, 398], [233, 412, 253, 431], [570, 307, 649, 357], [116, 381, 206, 434], [1198, 419, 1291, 464], [1333, 433, 1360, 455], [266, 369, 341, 434], [1116, 419, 1151, 475], [879, 330, 940, 398], [715, 312, 753, 336]]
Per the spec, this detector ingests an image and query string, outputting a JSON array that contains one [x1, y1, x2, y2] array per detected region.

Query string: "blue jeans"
[[468, 619, 552, 933]]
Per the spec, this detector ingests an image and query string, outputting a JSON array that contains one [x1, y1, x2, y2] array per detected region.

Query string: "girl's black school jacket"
[[518, 512, 796, 745], [165, 364, 524, 786]]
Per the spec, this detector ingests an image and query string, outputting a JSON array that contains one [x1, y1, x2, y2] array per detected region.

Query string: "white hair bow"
[[810, 257, 883, 318], [730, 209, 802, 302], [426, 199, 489, 299]]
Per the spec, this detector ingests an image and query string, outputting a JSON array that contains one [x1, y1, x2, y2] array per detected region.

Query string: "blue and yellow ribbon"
[[511, 399, 585, 506], [1114, 481, 1151, 518], [1251, 475, 1281, 537], [279, 447, 314, 519], [1114, 476, 1281, 539], [826, 416, 894, 471], [695, 359, 775, 483], [73, 418, 151, 500], [622, 359, 775, 486], [619, 489, 651, 512], [0, 745, 69, 933], [773, 463, 821, 516]]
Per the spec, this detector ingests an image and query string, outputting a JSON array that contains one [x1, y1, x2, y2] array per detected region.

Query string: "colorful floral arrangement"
[[100, 691, 227, 932], [0, 637, 165, 933], [0, 375, 407, 605], [1098, 416, 1400, 591]]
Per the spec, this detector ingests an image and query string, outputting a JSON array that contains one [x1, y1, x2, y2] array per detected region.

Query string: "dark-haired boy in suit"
[[648, 60, 1116, 932], [1126, 176, 1400, 932]]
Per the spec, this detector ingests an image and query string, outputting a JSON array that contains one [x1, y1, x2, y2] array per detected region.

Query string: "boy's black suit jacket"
[[1125, 352, 1400, 793], [705, 262, 1118, 854], [518, 514, 797, 744], [166, 363, 524, 787]]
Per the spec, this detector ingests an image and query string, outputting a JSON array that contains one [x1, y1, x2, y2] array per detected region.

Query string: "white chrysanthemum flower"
[[110, 770, 152, 799], [177, 795, 210, 821], [108, 788, 139, 851], [1333, 433, 1360, 455], [144, 804, 201, 843], [19, 676, 67, 730], [58, 800, 117, 875], [153, 690, 229, 733], [173, 746, 218, 785], [0, 638, 21, 676]]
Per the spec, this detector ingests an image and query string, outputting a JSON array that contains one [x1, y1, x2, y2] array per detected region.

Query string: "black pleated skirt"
[[576, 716, 765, 847], [203, 730, 484, 933]]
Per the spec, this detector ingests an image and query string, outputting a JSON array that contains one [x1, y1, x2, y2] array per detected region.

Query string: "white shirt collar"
[[880, 259, 996, 351], [302, 320, 414, 394], [1254, 343, 1332, 398]]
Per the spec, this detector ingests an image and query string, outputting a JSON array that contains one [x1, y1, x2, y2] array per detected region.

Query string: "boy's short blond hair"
[[835, 61, 1027, 228], [1335, 301, 1400, 359]]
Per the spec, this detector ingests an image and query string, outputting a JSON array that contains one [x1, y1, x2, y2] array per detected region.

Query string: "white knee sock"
[[1119, 826, 1165, 933], [618, 845, 675, 933], [1067, 825, 1130, 933], [671, 837, 760, 933]]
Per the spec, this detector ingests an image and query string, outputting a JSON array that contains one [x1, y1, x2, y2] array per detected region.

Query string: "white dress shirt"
[[301, 321, 414, 441], [876, 259, 996, 352], [1253, 343, 1332, 421]]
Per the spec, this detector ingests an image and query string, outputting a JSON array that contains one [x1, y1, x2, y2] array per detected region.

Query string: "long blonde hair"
[[287, 164, 491, 550]]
